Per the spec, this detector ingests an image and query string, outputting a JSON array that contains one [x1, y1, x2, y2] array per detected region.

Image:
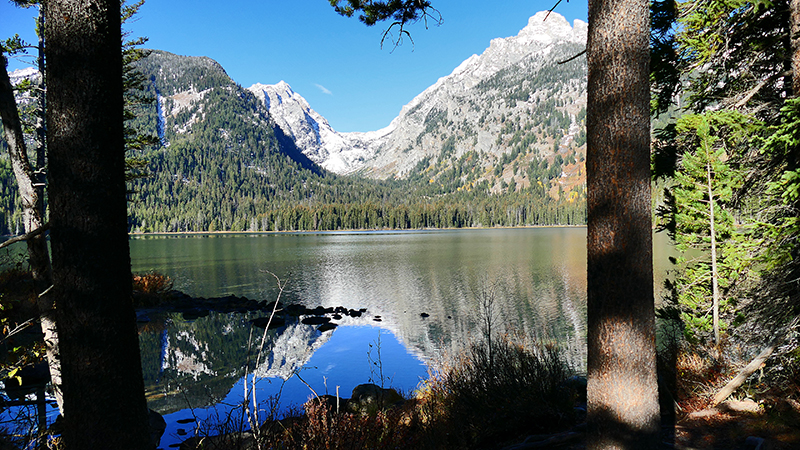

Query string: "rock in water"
[[318, 323, 338, 332], [301, 316, 330, 325]]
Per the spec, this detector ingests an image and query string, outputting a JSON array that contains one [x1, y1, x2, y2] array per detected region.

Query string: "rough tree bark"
[[0, 53, 63, 412], [44, 0, 150, 448], [585, 0, 661, 447]]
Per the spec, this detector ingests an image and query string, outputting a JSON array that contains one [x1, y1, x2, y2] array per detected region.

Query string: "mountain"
[[2, 12, 588, 234], [122, 49, 333, 232], [247, 81, 379, 174], [251, 11, 588, 199]]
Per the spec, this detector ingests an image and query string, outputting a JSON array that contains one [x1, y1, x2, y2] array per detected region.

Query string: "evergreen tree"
[[45, 0, 151, 447], [651, 0, 799, 351], [658, 112, 752, 343]]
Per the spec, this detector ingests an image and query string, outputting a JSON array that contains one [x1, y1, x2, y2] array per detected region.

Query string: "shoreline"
[[127, 224, 587, 238]]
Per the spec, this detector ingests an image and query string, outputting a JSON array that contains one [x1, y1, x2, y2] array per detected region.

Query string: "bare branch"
[[0, 222, 50, 251], [1, 318, 36, 344], [544, 0, 566, 21], [732, 71, 790, 109], [558, 49, 586, 65]]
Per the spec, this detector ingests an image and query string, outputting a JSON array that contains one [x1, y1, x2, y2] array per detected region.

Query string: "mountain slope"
[[2, 15, 588, 234], [126, 50, 327, 232], [252, 11, 587, 205]]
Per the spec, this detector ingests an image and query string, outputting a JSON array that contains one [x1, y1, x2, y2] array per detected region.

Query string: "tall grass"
[[182, 333, 578, 450], [418, 334, 576, 449]]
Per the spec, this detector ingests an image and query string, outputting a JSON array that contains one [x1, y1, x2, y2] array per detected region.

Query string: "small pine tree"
[[658, 111, 753, 343]]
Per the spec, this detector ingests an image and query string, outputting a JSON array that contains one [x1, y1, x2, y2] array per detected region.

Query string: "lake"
[[3, 227, 673, 447], [131, 227, 601, 446]]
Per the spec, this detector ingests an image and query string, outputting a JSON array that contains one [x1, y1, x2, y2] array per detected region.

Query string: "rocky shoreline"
[[135, 290, 379, 335]]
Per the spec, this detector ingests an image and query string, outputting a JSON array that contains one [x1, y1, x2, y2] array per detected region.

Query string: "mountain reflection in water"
[[131, 228, 602, 444]]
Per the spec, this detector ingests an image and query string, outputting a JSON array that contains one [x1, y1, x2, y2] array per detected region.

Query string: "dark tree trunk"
[[585, 0, 661, 447], [44, 1, 150, 448]]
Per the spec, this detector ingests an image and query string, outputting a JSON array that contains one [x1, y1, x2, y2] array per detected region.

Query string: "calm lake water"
[[3, 227, 672, 447], [129, 227, 675, 447], [131, 227, 601, 446]]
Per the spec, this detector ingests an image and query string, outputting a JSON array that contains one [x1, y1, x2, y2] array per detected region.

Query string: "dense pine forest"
[[1, 49, 586, 234]]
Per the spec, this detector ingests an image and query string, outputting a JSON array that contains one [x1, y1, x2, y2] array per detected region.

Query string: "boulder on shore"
[[348, 383, 404, 415]]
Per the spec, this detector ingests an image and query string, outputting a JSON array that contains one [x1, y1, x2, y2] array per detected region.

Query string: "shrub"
[[132, 271, 173, 307], [419, 335, 576, 448]]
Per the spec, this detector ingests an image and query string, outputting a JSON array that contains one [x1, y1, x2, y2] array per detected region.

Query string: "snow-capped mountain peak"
[[253, 11, 587, 178]]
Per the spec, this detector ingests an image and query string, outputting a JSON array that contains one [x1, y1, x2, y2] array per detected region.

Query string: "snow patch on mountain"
[[248, 81, 387, 174], [8, 67, 41, 106], [250, 11, 586, 177], [153, 82, 169, 147]]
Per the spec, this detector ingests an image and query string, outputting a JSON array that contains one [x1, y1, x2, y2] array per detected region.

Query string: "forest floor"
[[508, 396, 800, 450], [669, 396, 800, 450]]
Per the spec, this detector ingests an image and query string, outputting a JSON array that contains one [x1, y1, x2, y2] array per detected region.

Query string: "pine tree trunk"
[[0, 53, 63, 413], [585, 0, 661, 446], [45, 1, 150, 448], [706, 158, 721, 344]]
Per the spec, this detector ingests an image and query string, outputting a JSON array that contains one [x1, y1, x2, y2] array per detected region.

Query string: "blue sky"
[[2, 0, 588, 132]]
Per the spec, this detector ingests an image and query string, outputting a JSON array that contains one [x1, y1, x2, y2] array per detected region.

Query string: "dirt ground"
[[503, 397, 800, 450]]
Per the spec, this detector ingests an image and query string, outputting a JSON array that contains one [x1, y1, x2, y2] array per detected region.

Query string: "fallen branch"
[[710, 317, 799, 406], [0, 222, 50, 251]]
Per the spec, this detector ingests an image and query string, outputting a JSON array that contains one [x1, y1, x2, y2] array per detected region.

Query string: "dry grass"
[[260, 401, 423, 449], [658, 337, 800, 449], [417, 335, 577, 449], [241, 335, 578, 450], [180, 334, 577, 450]]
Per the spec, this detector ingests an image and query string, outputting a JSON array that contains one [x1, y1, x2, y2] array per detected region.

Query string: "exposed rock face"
[[252, 11, 588, 182], [247, 81, 385, 174]]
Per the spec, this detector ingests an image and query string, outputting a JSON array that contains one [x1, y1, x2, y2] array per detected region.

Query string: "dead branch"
[[710, 316, 800, 406], [558, 49, 586, 65], [732, 71, 790, 109], [0, 222, 50, 251]]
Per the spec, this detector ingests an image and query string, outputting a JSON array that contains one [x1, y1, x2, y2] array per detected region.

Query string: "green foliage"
[[123, 0, 159, 182], [650, 0, 800, 349], [329, 0, 434, 27], [657, 112, 754, 342], [329, 0, 441, 48], [1, 35, 27, 55], [654, 0, 790, 115], [752, 98, 800, 316]]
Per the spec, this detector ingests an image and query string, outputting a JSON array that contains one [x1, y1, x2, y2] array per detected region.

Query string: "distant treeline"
[[1, 49, 587, 236], [129, 192, 586, 233]]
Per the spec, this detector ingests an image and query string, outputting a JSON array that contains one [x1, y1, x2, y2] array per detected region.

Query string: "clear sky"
[[1, 0, 588, 132]]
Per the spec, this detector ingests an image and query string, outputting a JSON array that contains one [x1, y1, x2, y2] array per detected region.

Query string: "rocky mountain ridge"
[[3, 11, 588, 233], [249, 11, 588, 193]]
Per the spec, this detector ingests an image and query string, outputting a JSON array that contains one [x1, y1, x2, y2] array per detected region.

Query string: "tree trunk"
[[706, 157, 721, 345], [45, 1, 150, 448], [586, 0, 661, 447], [791, 0, 800, 96], [0, 53, 63, 413]]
